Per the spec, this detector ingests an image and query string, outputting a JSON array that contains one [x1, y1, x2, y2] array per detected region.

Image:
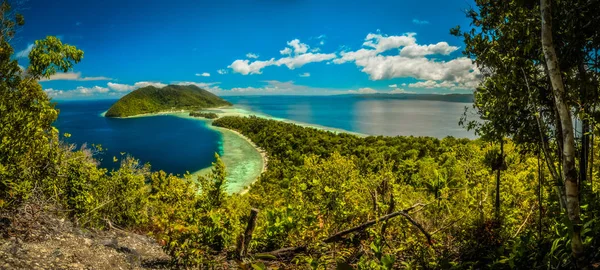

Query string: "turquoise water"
[[54, 99, 221, 174], [54, 96, 475, 176]]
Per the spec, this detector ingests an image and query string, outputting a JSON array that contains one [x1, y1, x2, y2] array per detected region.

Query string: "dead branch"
[[252, 203, 431, 260], [323, 203, 429, 244]]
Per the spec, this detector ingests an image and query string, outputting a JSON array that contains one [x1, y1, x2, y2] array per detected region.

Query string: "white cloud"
[[280, 47, 292, 55], [357, 87, 377, 94], [16, 44, 34, 58], [39, 72, 112, 82], [408, 80, 475, 91], [44, 86, 109, 98], [320, 40, 325, 45], [333, 32, 479, 88], [390, 88, 414, 94], [107, 81, 167, 92], [388, 84, 397, 88], [412, 19, 430, 25], [229, 50, 336, 75], [363, 33, 417, 53], [400, 42, 459, 58], [196, 72, 211, 77], [229, 59, 277, 75], [276, 53, 336, 69], [299, 72, 310, 77], [175, 82, 222, 92], [246, 53, 259, 59], [217, 69, 228, 75], [286, 39, 309, 55]]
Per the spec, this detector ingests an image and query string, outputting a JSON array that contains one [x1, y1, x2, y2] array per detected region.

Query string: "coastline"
[[100, 105, 361, 194]]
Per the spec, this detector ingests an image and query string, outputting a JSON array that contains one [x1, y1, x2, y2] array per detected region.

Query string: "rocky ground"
[[0, 204, 170, 270]]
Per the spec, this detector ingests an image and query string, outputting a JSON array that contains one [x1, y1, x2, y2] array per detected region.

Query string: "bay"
[[53, 96, 475, 177], [54, 99, 222, 175]]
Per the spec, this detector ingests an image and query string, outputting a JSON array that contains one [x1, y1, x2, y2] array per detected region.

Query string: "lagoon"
[[54, 96, 475, 192]]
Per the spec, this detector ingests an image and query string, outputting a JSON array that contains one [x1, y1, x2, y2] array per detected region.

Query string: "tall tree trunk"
[[540, 0, 583, 258], [578, 62, 589, 195], [495, 139, 504, 218]]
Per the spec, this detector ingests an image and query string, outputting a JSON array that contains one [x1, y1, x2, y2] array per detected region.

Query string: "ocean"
[[225, 95, 474, 138], [54, 99, 221, 174], [54, 96, 474, 176]]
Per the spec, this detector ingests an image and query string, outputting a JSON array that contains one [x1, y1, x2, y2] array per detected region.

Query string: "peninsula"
[[104, 84, 231, 117]]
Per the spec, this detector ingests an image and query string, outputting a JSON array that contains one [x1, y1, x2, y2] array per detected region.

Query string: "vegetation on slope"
[[104, 85, 231, 118], [2, 0, 600, 269], [189, 111, 219, 119], [212, 116, 600, 268]]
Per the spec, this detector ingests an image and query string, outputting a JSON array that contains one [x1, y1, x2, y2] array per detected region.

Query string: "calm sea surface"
[[54, 99, 221, 174], [225, 95, 475, 138], [54, 96, 475, 175]]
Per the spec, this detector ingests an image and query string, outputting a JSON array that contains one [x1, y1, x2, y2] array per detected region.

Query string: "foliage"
[[190, 111, 219, 119], [104, 84, 231, 117]]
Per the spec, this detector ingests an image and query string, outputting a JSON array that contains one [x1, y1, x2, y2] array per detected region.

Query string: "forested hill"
[[105, 85, 231, 117], [350, 93, 474, 103]]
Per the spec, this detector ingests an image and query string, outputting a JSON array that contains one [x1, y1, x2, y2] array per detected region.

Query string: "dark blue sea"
[[54, 96, 474, 175], [54, 99, 221, 174]]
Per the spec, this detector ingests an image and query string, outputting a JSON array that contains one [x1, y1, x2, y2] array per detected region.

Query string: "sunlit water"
[[224, 95, 475, 139], [54, 96, 475, 181]]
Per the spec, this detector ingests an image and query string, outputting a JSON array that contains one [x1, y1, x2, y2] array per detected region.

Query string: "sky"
[[14, 0, 479, 99]]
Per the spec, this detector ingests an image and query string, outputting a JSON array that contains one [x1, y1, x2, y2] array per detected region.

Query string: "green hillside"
[[104, 84, 231, 117]]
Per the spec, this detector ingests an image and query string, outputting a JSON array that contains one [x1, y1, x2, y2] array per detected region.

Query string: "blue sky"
[[15, 0, 478, 99]]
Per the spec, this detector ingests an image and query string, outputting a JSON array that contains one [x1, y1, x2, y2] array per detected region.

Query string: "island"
[[104, 84, 231, 118]]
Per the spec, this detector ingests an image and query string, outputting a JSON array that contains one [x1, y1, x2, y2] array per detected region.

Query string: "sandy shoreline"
[[101, 106, 360, 194], [209, 126, 268, 195]]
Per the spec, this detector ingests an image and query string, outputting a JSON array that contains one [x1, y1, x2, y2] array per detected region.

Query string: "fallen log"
[[252, 203, 431, 259]]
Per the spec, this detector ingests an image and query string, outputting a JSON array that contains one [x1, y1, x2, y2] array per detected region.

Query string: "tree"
[[453, 0, 600, 259], [0, 0, 83, 206], [539, 0, 582, 257], [198, 153, 228, 208]]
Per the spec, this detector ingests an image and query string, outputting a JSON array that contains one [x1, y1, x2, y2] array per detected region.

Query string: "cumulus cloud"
[[246, 53, 259, 59], [363, 33, 417, 53], [196, 72, 211, 77], [229, 59, 277, 75], [217, 69, 228, 75], [45, 81, 172, 99], [400, 42, 459, 58], [280, 47, 292, 55], [388, 84, 397, 88], [299, 72, 310, 77], [408, 79, 476, 91], [39, 72, 113, 82], [286, 39, 309, 55], [229, 44, 336, 75], [333, 32, 479, 88], [107, 81, 167, 92], [390, 88, 414, 94], [412, 19, 430, 25], [16, 44, 33, 58], [44, 86, 109, 98]]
